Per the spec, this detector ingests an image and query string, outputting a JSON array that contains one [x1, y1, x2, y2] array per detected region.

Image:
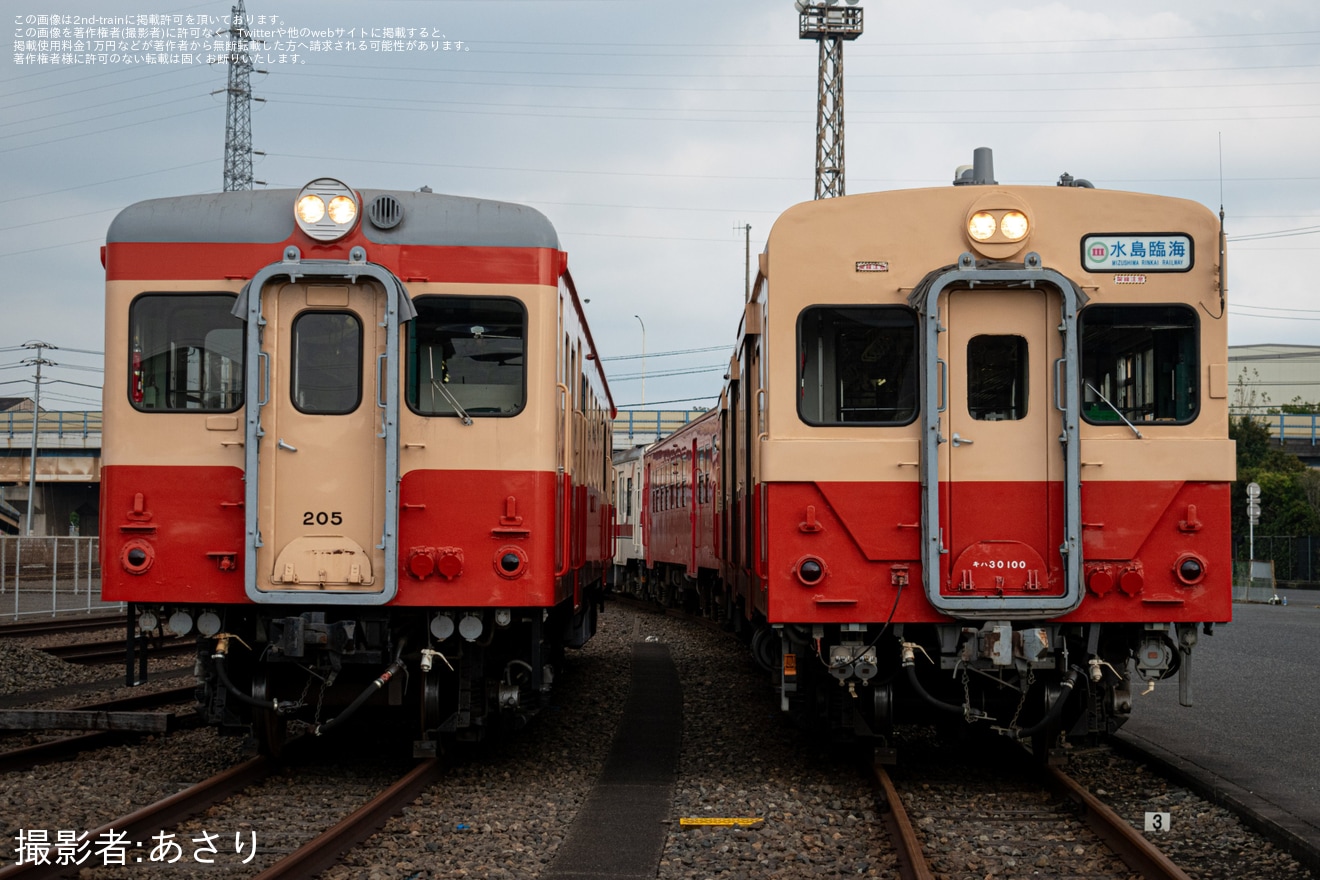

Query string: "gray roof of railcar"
[[106, 187, 560, 249]]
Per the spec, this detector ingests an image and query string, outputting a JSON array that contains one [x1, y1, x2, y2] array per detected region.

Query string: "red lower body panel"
[[764, 480, 1231, 625], [101, 465, 605, 608]]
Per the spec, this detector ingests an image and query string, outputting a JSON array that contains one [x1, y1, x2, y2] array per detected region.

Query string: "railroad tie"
[[543, 641, 682, 880]]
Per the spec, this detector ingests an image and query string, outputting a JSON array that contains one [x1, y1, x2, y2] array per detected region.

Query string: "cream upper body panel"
[[757, 185, 1229, 483]]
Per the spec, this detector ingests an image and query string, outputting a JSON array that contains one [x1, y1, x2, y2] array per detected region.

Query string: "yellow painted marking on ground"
[[679, 818, 764, 827]]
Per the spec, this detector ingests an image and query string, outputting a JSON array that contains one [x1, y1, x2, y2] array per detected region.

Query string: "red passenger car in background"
[[641, 410, 720, 610]]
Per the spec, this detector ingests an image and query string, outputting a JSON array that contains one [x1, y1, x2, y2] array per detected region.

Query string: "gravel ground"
[[1067, 744, 1316, 880], [4, 605, 1309, 879], [0, 639, 114, 696], [0, 727, 250, 867], [323, 608, 635, 880], [654, 612, 891, 880], [328, 604, 893, 880]]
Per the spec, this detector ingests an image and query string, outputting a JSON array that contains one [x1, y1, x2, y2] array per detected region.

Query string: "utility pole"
[[216, 0, 265, 191], [20, 341, 54, 536], [795, 0, 863, 200], [735, 223, 752, 301]]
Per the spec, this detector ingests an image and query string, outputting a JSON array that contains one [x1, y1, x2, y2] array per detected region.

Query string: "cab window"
[[406, 296, 527, 417], [128, 293, 243, 412], [967, 334, 1028, 421], [291, 311, 362, 415], [798, 306, 918, 425], [1080, 304, 1198, 424]]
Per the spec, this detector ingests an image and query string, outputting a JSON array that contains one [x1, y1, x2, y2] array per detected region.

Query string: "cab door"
[[255, 281, 387, 593], [913, 261, 1083, 617], [942, 289, 1062, 599]]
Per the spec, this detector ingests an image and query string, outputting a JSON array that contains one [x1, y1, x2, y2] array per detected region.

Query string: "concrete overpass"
[[0, 410, 100, 535]]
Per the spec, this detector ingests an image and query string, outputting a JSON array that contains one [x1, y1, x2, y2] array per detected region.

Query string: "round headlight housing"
[[294, 178, 358, 241]]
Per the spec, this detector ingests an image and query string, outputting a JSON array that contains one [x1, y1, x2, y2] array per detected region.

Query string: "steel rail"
[[0, 615, 123, 638], [43, 638, 196, 664], [65, 684, 196, 713], [251, 758, 444, 879], [0, 754, 275, 879], [870, 762, 935, 880], [1044, 764, 1195, 880], [0, 667, 192, 711], [0, 731, 118, 774]]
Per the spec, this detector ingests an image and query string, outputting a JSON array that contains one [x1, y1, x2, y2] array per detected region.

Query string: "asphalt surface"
[[1116, 588, 1320, 869]]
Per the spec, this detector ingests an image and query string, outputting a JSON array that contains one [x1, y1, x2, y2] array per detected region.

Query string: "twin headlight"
[[968, 209, 1030, 242], [294, 178, 359, 241]]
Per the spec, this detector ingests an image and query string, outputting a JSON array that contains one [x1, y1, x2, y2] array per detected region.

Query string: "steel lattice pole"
[[814, 35, 847, 199], [222, 0, 255, 192], [799, 2, 861, 200]]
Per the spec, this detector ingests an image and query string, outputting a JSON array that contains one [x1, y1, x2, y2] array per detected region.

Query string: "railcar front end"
[[100, 180, 613, 753], [728, 150, 1233, 750]]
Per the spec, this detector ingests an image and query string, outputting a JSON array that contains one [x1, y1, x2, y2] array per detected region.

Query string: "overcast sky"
[[3, 0, 1318, 410]]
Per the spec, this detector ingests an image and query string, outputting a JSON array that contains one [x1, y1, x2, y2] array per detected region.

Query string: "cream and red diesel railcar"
[[703, 149, 1233, 749], [616, 410, 721, 609], [100, 178, 614, 753]]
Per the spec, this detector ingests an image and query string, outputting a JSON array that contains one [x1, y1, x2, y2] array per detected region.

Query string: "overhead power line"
[[601, 345, 727, 362], [616, 395, 719, 409]]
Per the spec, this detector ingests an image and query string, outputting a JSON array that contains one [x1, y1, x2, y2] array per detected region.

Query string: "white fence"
[[0, 536, 123, 620]]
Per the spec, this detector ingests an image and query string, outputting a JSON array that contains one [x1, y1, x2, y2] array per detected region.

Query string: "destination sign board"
[[1081, 234, 1193, 273]]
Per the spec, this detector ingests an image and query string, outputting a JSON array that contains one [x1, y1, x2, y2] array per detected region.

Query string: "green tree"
[[1229, 415, 1320, 549], [1276, 397, 1320, 415]]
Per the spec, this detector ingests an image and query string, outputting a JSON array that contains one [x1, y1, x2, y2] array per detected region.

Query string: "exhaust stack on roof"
[[953, 147, 997, 186]]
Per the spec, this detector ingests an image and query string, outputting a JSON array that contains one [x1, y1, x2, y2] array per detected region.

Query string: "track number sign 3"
[[1144, 812, 1172, 832]]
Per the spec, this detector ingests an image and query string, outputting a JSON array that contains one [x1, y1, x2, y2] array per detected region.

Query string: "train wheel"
[[253, 708, 287, 758], [1029, 683, 1066, 766], [870, 681, 894, 737], [750, 626, 780, 673], [416, 672, 446, 757], [251, 671, 287, 758]]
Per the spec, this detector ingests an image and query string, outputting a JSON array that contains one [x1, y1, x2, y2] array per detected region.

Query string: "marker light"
[[968, 211, 997, 241], [294, 178, 359, 241], [1000, 210, 1029, 241]]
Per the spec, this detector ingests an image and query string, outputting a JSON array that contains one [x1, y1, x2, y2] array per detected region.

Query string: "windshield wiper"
[[1086, 382, 1142, 439]]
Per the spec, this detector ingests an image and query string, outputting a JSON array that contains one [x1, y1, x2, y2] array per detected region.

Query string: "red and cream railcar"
[[636, 409, 721, 609], [100, 178, 613, 752], [608, 444, 647, 592], [714, 150, 1233, 747]]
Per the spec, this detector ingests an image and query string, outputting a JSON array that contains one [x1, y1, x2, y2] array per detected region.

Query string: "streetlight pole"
[[633, 315, 646, 406]]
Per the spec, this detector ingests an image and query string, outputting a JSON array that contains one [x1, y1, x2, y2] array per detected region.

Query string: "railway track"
[[872, 741, 1193, 880], [0, 666, 192, 711], [0, 740, 442, 879], [41, 637, 195, 665], [2, 602, 1309, 879], [0, 615, 124, 639], [612, 591, 1314, 880], [0, 684, 198, 772]]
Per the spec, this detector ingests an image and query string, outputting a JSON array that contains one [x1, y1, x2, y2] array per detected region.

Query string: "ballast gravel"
[[2, 606, 1314, 879]]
